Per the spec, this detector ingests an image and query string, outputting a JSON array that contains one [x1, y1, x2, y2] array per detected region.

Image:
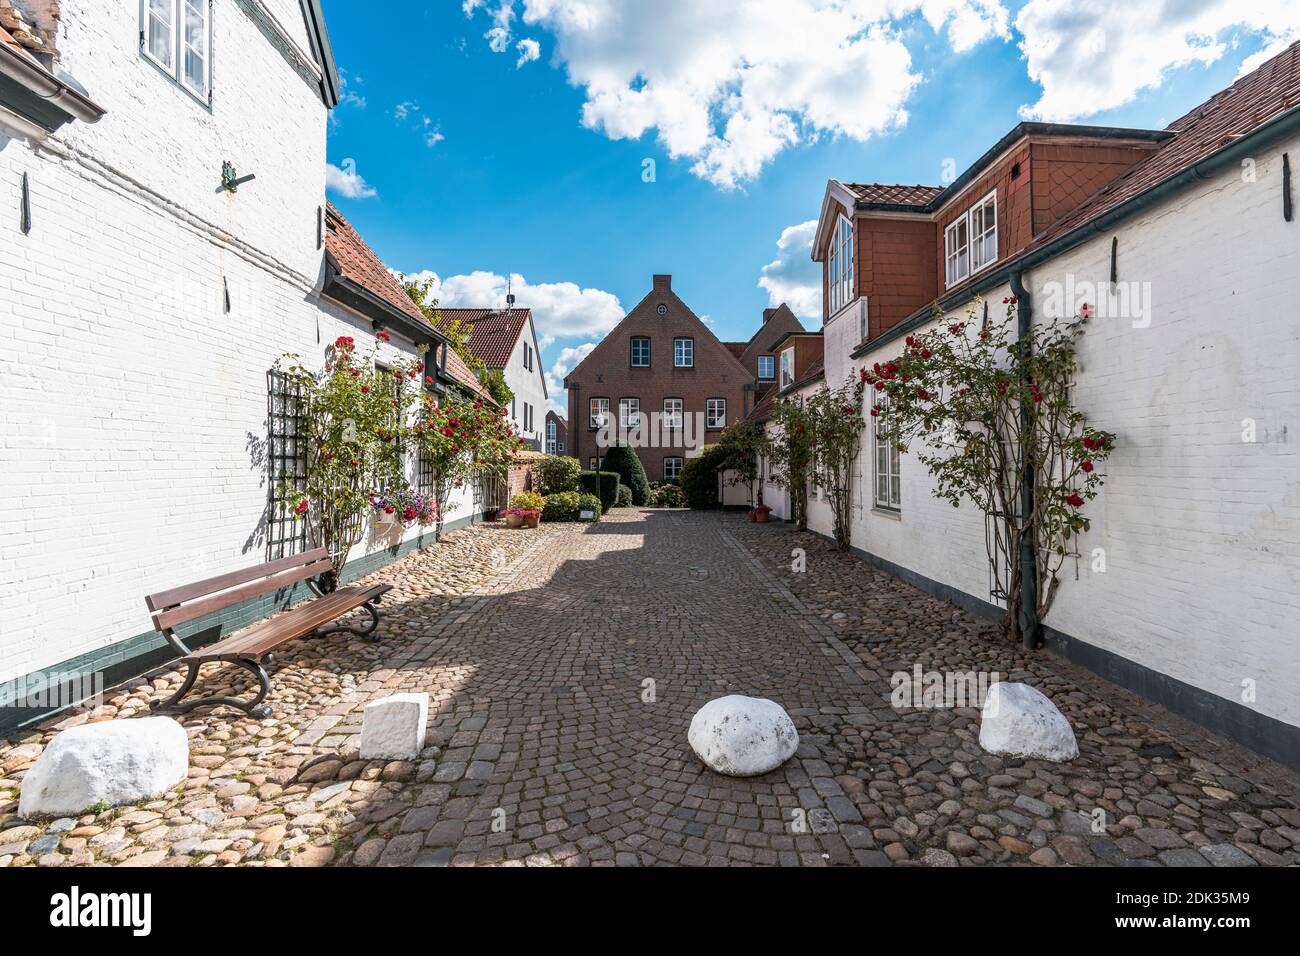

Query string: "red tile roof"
[[436, 308, 530, 369], [842, 182, 943, 206], [324, 203, 429, 326], [1033, 42, 1300, 246], [323, 203, 492, 402]]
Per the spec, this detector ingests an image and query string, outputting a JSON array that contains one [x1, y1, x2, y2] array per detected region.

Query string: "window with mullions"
[[142, 0, 211, 103], [630, 336, 651, 367]]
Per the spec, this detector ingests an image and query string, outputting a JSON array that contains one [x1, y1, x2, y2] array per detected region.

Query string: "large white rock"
[[688, 695, 799, 777], [360, 693, 428, 760], [18, 717, 189, 819], [979, 682, 1079, 762]]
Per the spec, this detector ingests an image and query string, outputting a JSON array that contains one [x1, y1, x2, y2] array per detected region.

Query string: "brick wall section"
[[1030, 141, 1162, 235], [566, 275, 753, 482]]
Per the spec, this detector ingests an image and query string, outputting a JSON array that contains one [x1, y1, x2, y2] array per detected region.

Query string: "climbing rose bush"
[[277, 335, 424, 589], [870, 298, 1115, 643], [806, 380, 866, 550]]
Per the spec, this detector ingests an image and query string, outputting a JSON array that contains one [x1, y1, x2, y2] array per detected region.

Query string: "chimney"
[[762, 308, 777, 324], [652, 274, 672, 292]]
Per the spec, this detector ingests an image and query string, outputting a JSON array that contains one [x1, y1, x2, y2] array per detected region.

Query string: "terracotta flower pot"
[[525, 514, 540, 529], [755, 512, 770, 523], [748, 512, 757, 522], [505, 513, 524, 528]]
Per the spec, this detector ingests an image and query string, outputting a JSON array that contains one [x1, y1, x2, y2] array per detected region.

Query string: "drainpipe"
[[1010, 271, 1039, 651]]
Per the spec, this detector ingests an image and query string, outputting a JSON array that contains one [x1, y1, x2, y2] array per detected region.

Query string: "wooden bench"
[[144, 547, 392, 718]]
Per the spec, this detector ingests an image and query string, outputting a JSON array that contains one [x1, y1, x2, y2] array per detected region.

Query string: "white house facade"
[[0, 1, 492, 734]]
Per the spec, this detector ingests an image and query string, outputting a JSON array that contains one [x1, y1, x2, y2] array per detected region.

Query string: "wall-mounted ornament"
[[219, 161, 256, 194]]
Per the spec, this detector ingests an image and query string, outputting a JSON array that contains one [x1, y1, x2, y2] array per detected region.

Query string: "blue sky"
[[321, 1, 1295, 412]]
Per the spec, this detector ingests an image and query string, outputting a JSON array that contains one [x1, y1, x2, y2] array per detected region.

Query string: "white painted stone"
[[979, 682, 1079, 762], [18, 717, 189, 819], [360, 693, 428, 760], [688, 695, 799, 777]]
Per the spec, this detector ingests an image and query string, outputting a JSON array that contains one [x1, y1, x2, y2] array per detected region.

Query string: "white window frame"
[[662, 398, 683, 430], [779, 347, 795, 389], [827, 214, 855, 315], [944, 189, 998, 289], [546, 419, 557, 454], [664, 457, 683, 481], [630, 336, 651, 368], [674, 337, 694, 368], [757, 355, 775, 380], [619, 398, 641, 428], [706, 398, 726, 430], [589, 397, 609, 429], [873, 397, 901, 511], [142, 0, 212, 104]]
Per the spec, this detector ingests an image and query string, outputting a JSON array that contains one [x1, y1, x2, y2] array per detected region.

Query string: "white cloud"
[[422, 117, 446, 147], [516, 37, 541, 67], [325, 160, 377, 200], [394, 100, 418, 122], [1016, 1, 1300, 121], [545, 343, 597, 413], [463, 0, 1011, 189], [758, 219, 822, 321]]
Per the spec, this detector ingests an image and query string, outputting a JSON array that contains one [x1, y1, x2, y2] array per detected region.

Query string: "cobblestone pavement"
[[2, 510, 1298, 867]]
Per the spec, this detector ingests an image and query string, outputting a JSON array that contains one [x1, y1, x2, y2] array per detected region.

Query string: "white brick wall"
[[0, 2, 474, 680], [845, 136, 1300, 729], [503, 316, 547, 447]]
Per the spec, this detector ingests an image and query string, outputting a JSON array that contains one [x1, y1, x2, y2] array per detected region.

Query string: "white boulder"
[[979, 682, 1079, 762], [18, 717, 189, 819], [360, 693, 428, 760], [688, 695, 799, 777]]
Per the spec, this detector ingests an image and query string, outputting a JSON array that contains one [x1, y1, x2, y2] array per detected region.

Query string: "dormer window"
[[827, 214, 855, 315], [945, 189, 998, 288], [779, 347, 795, 389], [142, 0, 212, 103]]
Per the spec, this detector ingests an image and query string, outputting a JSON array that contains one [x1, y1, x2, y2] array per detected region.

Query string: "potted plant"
[[509, 492, 545, 528], [500, 507, 527, 529], [750, 503, 773, 524], [372, 489, 437, 528]]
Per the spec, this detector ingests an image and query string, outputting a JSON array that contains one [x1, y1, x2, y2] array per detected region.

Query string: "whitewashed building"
[[0, 1, 493, 734], [796, 44, 1300, 768]]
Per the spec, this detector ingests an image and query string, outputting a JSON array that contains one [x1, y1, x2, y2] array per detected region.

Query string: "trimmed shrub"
[[615, 484, 633, 508], [601, 444, 651, 506], [650, 483, 687, 508], [509, 491, 544, 512], [578, 470, 620, 512], [533, 455, 583, 495], [681, 444, 727, 509], [577, 493, 602, 520], [541, 491, 581, 521]]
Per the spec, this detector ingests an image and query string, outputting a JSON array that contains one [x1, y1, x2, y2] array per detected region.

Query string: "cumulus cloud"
[[758, 219, 823, 321], [1016, 0, 1300, 121], [545, 343, 597, 413], [462, 0, 1011, 189], [325, 160, 377, 200]]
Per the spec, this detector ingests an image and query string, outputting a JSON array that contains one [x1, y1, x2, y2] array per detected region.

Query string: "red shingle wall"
[[859, 217, 939, 338], [1029, 140, 1162, 235]]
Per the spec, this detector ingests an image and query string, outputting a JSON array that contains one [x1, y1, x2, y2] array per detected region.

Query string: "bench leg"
[[149, 658, 273, 719], [309, 600, 382, 643]]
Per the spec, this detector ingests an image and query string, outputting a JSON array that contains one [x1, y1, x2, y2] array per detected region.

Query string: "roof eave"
[[0, 44, 104, 128]]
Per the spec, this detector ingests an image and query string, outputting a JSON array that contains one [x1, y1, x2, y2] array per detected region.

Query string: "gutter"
[[0, 43, 104, 125], [851, 102, 1300, 362], [323, 265, 449, 351]]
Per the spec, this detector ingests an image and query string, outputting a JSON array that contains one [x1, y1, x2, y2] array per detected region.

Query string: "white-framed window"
[[664, 457, 683, 481], [142, 0, 211, 102], [944, 189, 997, 288], [674, 337, 694, 368], [630, 336, 651, 367], [779, 347, 795, 389], [706, 398, 726, 430], [546, 419, 557, 454], [827, 214, 855, 314], [873, 397, 901, 510], [969, 191, 998, 273], [589, 397, 609, 429], [758, 355, 775, 380], [523, 343, 533, 371], [662, 398, 683, 430], [619, 398, 641, 428]]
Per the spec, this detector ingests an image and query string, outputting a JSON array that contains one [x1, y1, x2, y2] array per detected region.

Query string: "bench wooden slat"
[[146, 547, 330, 612], [187, 584, 392, 660], [152, 557, 335, 631]]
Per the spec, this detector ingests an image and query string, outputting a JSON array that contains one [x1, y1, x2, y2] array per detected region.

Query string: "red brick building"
[[565, 275, 803, 482], [545, 410, 568, 455]]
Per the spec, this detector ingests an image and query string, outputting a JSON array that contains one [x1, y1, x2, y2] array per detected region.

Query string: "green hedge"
[[602, 445, 651, 505], [681, 444, 727, 509], [533, 455, 583, 495], [579, 470, 620, 512], [615, 483, 633, 508]]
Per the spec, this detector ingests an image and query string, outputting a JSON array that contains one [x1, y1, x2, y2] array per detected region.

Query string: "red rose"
[[377, 330, 391, 342], [1065, 493, 1084, 508], [295, 499, 309, 515], [360, 386, 370, 394], [1081, 460, 1095, 473], [425, 376, 433, 386], [385, 505, 395, 514]]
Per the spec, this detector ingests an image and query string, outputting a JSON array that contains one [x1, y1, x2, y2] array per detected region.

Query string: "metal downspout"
[[1010, 271, 1039, 650]]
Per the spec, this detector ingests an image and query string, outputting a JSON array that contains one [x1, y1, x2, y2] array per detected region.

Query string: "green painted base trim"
[[0, 513, 494, 740]]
